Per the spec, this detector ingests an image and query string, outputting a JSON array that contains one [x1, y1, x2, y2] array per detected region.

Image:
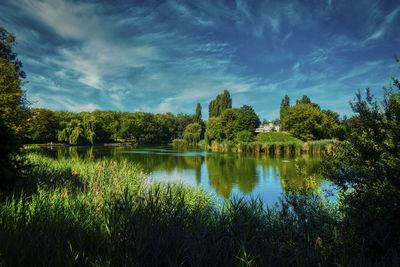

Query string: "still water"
[[48, 145, 334, 205]]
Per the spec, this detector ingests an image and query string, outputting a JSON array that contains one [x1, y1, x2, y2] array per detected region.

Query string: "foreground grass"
[[0, 153, 395, 266]]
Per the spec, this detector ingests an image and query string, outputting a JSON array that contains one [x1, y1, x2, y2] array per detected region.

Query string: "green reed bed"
[[303, 139, 340, 154], [0, 153, 393, 266], [202, 139, 338, 154]]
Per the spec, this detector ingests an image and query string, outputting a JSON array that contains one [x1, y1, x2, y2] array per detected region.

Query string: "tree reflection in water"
[[48, 146, 326, 201]]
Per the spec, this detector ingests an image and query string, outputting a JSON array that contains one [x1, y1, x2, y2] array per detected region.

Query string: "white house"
[[255, 122, 281, 133]]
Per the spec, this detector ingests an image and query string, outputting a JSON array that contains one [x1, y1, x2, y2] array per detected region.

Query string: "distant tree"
[[195, 103, 202, 122], [235, 130, 254, 143], [28, 109, 57, 142], [280, 94, 290, 123], [209, 90, 232, 117], [238, 105, 260, 132], [205, 116, 224, 143], [176, 114, 196, 139], [296, 95, 311, 105], [57, 117, 95, 145], [219, 108, 241, 141], [91, 110, 120, 142], [155, 112, 178, 142], [282, 103, 342, 141], [183, 123, 202, 144]]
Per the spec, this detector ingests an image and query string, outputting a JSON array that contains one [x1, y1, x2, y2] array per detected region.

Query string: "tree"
[[195, 103, 202, 122], [57, 117, 95, 145], [209, 90, 232, 117], [28, 109, 57, 142], [183, 123, 202, 144], [282, 104, 323, 140], [235, 130, 254, 143], [280, 94, 290, 123], [282, 103, 342, 141], [0, 27, 27, 189], [322, 57, 400, 258], [205, 117, 223, 143], [176, 114, 195, 139], [0, 27, 25, 78], [238, 105, 260, 132], [323, 85, 400, 258], [219, 108, 241, 141], [295, 95, 311, 105]]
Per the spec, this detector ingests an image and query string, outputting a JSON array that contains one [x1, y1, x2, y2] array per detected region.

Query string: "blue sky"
[[1, 0, 399, 120]]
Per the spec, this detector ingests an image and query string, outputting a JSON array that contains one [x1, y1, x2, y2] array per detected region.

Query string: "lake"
[[46, 145, 334, 205]]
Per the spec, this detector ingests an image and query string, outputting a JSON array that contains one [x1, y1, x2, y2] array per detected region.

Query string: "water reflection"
[[45, 145, 329, 203]]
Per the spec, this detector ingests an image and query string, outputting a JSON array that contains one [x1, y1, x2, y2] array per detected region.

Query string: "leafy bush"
[[323, 80, 400, 258], [235, 130, 254, 143]]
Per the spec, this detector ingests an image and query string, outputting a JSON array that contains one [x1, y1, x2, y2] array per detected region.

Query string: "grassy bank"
[[0, 153, 394, 266], [255, 132, 302, 143]]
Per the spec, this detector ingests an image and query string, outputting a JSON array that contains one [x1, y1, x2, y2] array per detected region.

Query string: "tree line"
[[25, 109, 202, 145]]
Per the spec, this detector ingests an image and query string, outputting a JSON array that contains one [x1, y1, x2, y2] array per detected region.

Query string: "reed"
[[202, 139, 338, 155]]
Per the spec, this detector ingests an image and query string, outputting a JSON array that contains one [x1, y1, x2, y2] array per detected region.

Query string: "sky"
[[1, 0, 400, 120]]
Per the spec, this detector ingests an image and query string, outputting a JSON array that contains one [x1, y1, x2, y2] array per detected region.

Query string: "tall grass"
[[303, 139, 340, 154], [0, 153, 396, 266]]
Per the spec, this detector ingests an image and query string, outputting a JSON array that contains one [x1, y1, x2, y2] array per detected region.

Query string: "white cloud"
[[365, 7, 400, 43]]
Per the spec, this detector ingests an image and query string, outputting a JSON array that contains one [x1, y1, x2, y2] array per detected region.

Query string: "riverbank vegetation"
[[0, 152, 396, 266]]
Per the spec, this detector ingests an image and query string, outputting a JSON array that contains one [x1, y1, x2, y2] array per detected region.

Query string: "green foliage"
[[208, 90, 232, 117], [238, 105, 260, 131], [57, 118, 95, 145], [282, 104, 342, 141], [205, 106, 260, 144], [205, 116, 223, 143], [235, 130, 254, 143], [183, 123, 202, 144], [176, 113, 195, 139], [195, 103, 202, 122], [219, 108, 241, 141], [0, 27, 27, 190], [0, 27, 24, 78], [323, 74, 400, 258], [280, 94, 290, 123], [296, 94, 311, 105], [27, 109, 58, 142]]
